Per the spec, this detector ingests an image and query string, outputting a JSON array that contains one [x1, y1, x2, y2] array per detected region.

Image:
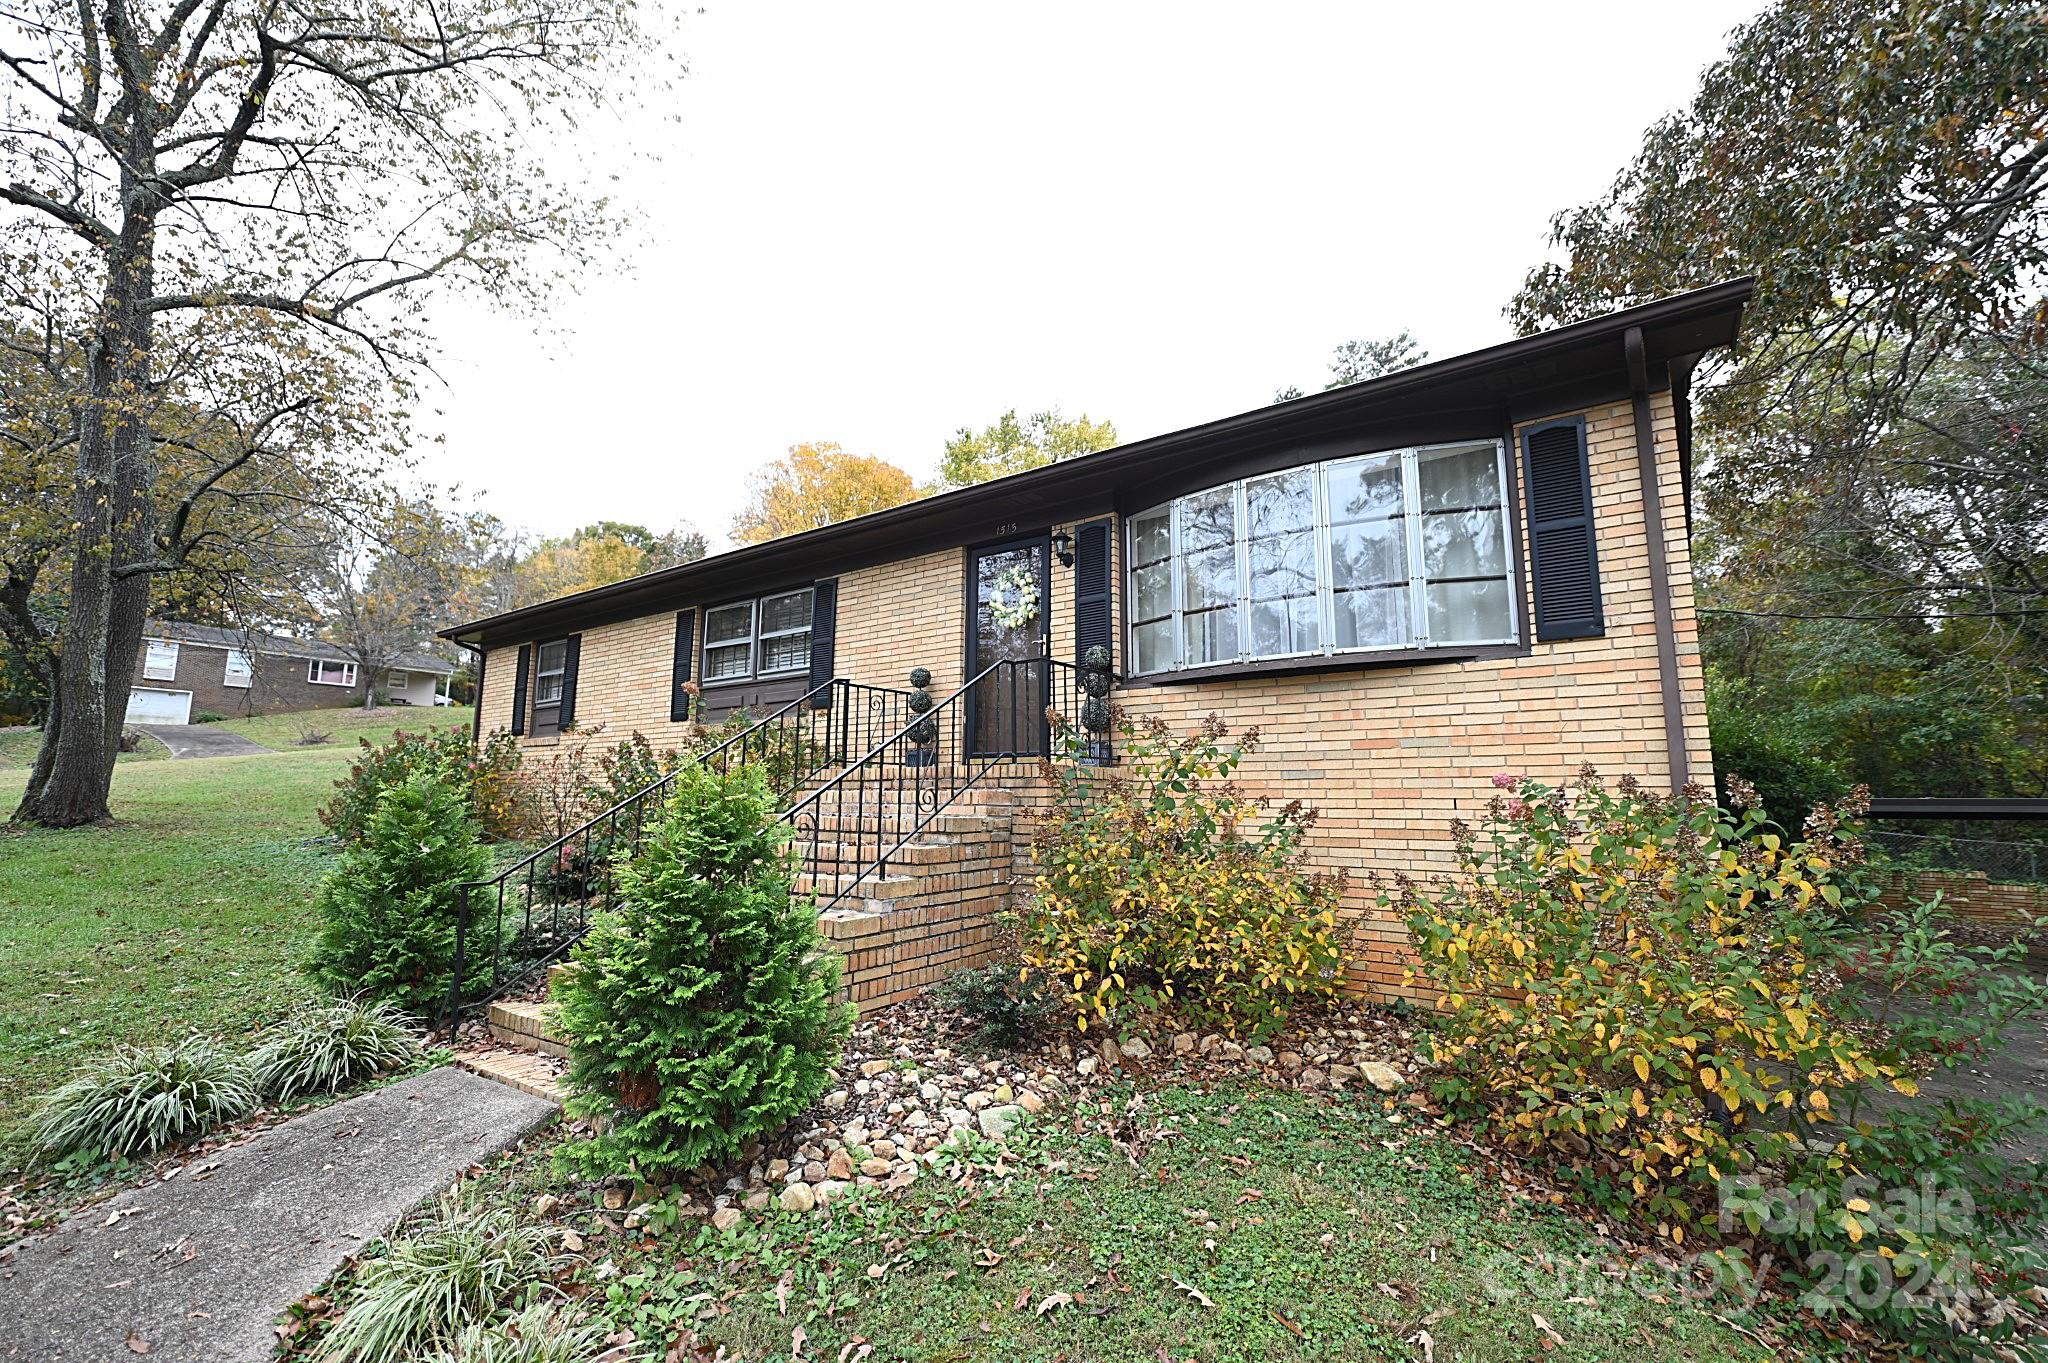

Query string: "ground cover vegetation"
[[212, 705, 477, 755], [300, 1075, 1778, 1363], [1392, 771, 2048, 1358], [0, 749, 350, 1158]]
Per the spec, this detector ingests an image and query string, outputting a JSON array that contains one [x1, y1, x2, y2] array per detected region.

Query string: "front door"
[[967, 534, 1051, 757]]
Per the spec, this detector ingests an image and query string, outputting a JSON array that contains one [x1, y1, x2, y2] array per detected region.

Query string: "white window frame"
[[533, 639, 568, 707], [756, 588, 814, 677], [702, 589, 814, 683], [1125, 438, 1519, 677], [223, 648, 254, 688], [702, 601, 756, 683], [143, 639, 180, 681], [306, 658, 358, 687], [386, 669, 409, 689]]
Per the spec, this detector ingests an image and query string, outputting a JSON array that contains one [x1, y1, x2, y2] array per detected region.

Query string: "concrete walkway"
[[0, 1067, 555, 1362], [133, 724, 273, 760]]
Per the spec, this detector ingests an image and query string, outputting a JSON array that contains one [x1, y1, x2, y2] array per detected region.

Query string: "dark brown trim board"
[[442, 281, 1752, 652], [1625, 324, 1691, 791]]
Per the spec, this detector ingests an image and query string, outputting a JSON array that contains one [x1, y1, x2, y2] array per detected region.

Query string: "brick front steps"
[[459, 800, 1018, 1099]]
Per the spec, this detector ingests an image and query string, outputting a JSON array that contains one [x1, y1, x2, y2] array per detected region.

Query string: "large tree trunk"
[[15, 208, 157, 828]]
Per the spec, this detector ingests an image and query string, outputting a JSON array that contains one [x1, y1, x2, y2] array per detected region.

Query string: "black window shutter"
[[557, 634, 582, 727], [1073, 519, 1114, 667], [509, 644, 531, 736], [669, 611, 697, 722], [808, 579, 838, 705], [1520, 416, 1605, 642]]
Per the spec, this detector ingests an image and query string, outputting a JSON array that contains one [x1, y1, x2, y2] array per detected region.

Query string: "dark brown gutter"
[[1625, 325, 1691, 792], [445, 278, 1753, 650]]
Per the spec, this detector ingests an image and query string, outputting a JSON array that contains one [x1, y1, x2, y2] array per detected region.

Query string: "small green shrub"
[[318, 1184, 553, 1362], [305, 772, 494, 1016], [190, 709, 229, 725], [1017, 713, 1347, 1039], [552, 762, 849, 1180], [33, 1037, 256, 1160], [934, 964, 1050, 1050], [252, 999, 421, 1101], [424, 1302, 623, 1363], [321, 726, 526, 844]]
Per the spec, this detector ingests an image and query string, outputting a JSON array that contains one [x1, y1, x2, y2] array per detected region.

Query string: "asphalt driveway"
[[133, 723, 272, 759]]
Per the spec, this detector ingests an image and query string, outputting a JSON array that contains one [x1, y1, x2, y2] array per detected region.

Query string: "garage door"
[[125, 688, 193, 725]]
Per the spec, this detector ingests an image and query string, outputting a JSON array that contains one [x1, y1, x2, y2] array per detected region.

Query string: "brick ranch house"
[[443, 280, 1748, 1009], [125, 621, 455, 725]]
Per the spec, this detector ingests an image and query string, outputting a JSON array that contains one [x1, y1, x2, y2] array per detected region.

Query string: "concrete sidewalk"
[[0, 1067, 555, 1362]]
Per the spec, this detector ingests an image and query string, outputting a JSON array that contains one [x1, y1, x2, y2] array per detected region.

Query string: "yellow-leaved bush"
[[1385, 770, 1904, 1231], [1015, 713, 1346, 1040]]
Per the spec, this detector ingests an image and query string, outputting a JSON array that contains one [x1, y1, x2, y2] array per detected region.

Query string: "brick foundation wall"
[[482, 391, 1711, 1008], [1873, 870, 2048, 927]]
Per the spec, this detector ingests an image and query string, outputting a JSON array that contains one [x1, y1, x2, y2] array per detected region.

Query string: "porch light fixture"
[[1051, 528, 1075, 567]]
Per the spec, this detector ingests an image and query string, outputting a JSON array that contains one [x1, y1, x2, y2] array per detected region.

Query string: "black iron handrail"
[[442, 675, 912, 1025], [780, 656, 1094, 912]]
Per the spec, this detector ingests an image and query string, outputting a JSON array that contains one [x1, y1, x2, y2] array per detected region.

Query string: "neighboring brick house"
[[443, 281, 1748, 1007], [126, 621, 455, 724]]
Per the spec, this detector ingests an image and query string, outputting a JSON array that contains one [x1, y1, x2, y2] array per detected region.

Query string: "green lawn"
[[209, 704, 472, 753], [0, 746, 367, 1160], [440, 1084, 1777, 1363], [0, 728, 168, 768]]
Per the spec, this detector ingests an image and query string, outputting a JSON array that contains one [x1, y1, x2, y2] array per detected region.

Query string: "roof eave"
[[444, 278, 1752, 648]]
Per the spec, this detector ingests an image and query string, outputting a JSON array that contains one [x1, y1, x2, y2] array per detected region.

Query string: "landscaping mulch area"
[[304, 997, 1785, 1363]]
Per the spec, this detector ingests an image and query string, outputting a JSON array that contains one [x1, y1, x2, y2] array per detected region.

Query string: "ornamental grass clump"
[[33, 1036, 256, 1161], [552, 761, 848, 1180], [1017, 713, 1347, 1039], [425, 1302, 623, 1363], [317, 1184, 553, 1363], [252, 999, 421, 1101]]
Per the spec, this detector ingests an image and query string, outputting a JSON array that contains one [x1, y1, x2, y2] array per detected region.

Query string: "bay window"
[[1126, 439, 1516, 677]]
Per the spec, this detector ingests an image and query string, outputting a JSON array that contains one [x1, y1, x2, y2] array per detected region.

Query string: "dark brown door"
[[968, 535, 1050, 757]]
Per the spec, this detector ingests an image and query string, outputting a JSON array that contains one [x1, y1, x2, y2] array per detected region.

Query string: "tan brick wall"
[[485, 391, 1712, 1005]]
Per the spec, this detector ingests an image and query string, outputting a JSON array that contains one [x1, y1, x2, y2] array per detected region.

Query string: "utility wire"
[[1699, 606, 2048, 622]]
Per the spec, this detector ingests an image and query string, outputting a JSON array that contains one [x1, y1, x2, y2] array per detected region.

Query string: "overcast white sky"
[[419, 1, 1760, 551]]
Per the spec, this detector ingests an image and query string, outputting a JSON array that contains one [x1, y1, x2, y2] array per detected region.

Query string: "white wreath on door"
[[988, 563, 1041, 629]]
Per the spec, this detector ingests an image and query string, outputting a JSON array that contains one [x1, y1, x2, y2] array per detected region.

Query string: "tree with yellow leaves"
[[730, 443, 919, 546]]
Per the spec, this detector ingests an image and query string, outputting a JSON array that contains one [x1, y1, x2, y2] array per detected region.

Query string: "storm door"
[[967, 535, 1051, 757]]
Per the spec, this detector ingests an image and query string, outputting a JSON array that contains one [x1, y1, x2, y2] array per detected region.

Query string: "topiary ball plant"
[[33, 1037, 257, 1161], [551, 761, 849, 1180]]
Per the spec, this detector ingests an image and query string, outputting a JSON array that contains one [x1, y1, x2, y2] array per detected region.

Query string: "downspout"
[[1625, 326, 1691, 792], [463, 643, 485, 744]]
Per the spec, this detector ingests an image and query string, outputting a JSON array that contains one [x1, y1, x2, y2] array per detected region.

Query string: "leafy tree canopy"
[[934, 408, 1117, 491], [1275, 330, 1428, 402], [731, 442, 919, 546], [1509, 0, 2048, 814]]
